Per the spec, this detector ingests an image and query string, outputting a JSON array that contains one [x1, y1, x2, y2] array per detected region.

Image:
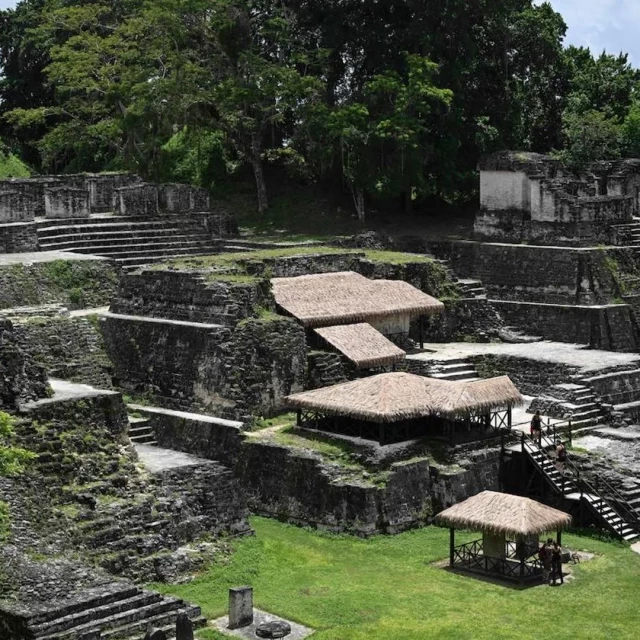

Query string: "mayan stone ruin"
[[2, 2, 640, 637]]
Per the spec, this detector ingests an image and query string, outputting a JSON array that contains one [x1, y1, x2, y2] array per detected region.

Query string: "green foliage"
[[0, 412, 36, 477], [156, 517, 640, 640], [0, 501, 10, 542], [558, 110, 622, 170], [0, 142, 31, 177]]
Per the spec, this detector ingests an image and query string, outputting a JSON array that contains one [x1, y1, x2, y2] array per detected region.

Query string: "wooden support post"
[[296, 410, 301, 426], [449, 528, 455, 568], [419, 316, 424, 349], [557, 530, 562, 547], [507, 406, 512, 429]]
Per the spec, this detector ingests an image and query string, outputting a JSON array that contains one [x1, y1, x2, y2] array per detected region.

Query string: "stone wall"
[[11, 388, 250, 583], [12, 315, 113, 388], [437, 241, 619, 304], [114, 182, 211, 216], [114, 183, 159, 216], [236, 438, 501, 535], [102, 313, 307, 420], [44, 187, 90, 219], [306, 351, 351, 389], [0, 258, 118, 310], [137, 405, 246, 467], [0, 222, 38, 253], [110, 271, 272, 326], [470, 353, 579, 398], [0, 319, 49, 410], [420, 297, 504, 343], [493, 300, 638, 352], [87, 173, 140, 212]]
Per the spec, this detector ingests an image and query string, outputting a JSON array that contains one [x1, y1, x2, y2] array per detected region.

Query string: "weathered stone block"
[[114, 183, 159, 216], [44, 187, 90, 219], [228, 586, 253, 629]]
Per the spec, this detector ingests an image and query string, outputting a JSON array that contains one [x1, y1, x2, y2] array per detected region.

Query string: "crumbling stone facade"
[[476, 151, 640, 245], [0, 318, 49, 410]]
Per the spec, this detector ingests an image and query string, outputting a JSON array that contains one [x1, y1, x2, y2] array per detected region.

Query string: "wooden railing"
[[452, 539, 543, 581]]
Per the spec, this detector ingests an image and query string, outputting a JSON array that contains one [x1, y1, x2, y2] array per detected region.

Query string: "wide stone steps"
[[31, 591, 163, 637], [38, 232, 208, 250], [35, 214, 226, 266], [35, 592, 203, 640], [53, 239, 215, 255], [427, 359, 480, 382]]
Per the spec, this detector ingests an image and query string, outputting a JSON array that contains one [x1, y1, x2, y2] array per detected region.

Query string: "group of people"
[[538, 539, 564, 585], [530, 410, 568, 473]]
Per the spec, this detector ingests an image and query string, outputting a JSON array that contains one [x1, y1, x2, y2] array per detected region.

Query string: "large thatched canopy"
[[314, 323, 406, 369], [285, 372, 523, 423], [271, 271, 444, 328], [436, 491, 572, 537]]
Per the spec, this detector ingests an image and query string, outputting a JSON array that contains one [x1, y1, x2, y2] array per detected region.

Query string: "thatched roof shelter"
[[313, 323, 406, 369], [285, 372, 523, 423], [271, 271, 444, 328], [436, 491, 572, 537]]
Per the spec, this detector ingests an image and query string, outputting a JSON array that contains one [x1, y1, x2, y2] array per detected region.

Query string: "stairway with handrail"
[[520, 432, 640, 542]]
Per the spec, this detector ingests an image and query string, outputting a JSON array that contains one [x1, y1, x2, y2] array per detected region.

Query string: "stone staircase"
[[23, 585, 204, 640], [580, 368, 640, 420], [405, 356, 480, 382], [429, 358, 480, 381], [529, 383, 608, 434], [35, 216, 223, 267], [521, 435, 640, 541], [127, 415, 156, 445], [456, 278, 487, 300]]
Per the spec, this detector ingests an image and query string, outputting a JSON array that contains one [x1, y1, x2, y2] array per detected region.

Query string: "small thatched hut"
[[436, 491, 572, 584], [285, 372, 523, 444], [271, 271, 444, 336]]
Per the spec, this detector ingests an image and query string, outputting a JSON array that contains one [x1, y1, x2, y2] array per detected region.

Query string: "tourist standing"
[[530, 410, 543, 445], [551, 541, 564, 585], [556, 441, 567, 474], [538, 538, 553, 584]]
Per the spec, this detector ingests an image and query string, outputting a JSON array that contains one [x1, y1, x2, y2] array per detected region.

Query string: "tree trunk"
[[350, 184, 366, 222], [251, 135, 268, 214]]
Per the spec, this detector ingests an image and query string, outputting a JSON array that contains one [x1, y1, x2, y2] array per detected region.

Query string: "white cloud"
[[545, 0, 640, 63]]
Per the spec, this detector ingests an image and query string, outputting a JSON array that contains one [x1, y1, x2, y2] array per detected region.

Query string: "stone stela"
[[228, 586, 254, 629]]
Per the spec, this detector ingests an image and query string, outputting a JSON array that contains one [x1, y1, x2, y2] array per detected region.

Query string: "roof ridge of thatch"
[[436, 491, 572, 537], [285, 372, 523, 423], [271, 271, 444, 328]]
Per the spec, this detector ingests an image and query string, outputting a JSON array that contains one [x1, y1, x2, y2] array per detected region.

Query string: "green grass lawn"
[[155, 517, 640, 639]]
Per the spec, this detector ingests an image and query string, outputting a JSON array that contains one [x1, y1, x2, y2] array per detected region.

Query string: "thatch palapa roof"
[[436, 491, 572, 537], [314, 323, 406, 369], [271, 271, 444, 328], [285, 372, 523, 423]]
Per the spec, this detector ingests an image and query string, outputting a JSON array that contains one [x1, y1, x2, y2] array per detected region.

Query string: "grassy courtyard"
[[156, 517, 640, 640]]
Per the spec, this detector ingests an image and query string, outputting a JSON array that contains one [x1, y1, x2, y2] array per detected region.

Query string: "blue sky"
[[0, 0, 637, 64]]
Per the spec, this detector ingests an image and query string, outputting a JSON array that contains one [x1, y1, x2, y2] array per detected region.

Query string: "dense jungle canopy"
[[1, 0, 640, 218]]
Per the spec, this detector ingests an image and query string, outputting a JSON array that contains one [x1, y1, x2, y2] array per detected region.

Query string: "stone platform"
[[410, 341, 640, 375], [212, 609, 314, 639], [0, 250, 106, 265]]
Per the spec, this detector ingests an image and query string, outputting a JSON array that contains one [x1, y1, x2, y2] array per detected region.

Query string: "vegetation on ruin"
[[0, 412, 36, 477], [155, 516, 640, 640], [0, 501, 10, 542], [0, 261, 118, 310]]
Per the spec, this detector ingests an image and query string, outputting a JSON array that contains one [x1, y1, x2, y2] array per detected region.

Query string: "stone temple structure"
[[475, 151, 640, 246], [0, 173, 236, 265]]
